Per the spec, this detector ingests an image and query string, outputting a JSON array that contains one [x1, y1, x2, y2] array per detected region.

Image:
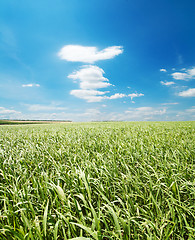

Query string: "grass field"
[[0, 122, 194, 239]]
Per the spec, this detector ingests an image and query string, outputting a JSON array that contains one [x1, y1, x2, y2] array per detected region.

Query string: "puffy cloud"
[[178, 88, 195, 97], [66, 58, 143, 103], [69, 65, 114, 102], [171, 72, 189, 80], [22, 83, 40, 87], [160, 81, 175, 86], [68, 65, 111, 89], [104, 92, 144, 101], [160, 68, 167, 72], [58, 45, 123, 63], [171, 67, 195, 80], [60, 45, 130, 103], [107, 93, 126, 99], [128, 93, 144, 100]]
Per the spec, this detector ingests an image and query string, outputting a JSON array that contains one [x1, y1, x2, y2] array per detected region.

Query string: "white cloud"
[[105, 92, 144, 101], [69, 65, 129, 102], [70, 88, 144, 102], [160, 68, 167, 72], [22, 83, 40, 87], [58, 45, 123, 63], [26, 104, 67, 112], [128, 93, 144, 100], [66, 56, 144, 103], [171, 67, 195, 80], [171, 72, 189, 80], [178, 88, 195, 97], [68, 65, 112, 89], [160, 81, 175, 86], [107, 93, 126, 99], [70, 89, 107, 102]]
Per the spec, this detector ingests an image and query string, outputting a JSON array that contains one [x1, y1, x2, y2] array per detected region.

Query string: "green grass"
[[0, 122, 194, 239]]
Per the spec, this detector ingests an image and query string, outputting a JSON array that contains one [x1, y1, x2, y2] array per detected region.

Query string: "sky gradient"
[[0, 0, 195, 121]]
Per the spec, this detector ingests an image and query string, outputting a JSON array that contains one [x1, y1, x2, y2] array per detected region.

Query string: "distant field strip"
[[0, 120, 71, 125], [0, 122, 194, 239]]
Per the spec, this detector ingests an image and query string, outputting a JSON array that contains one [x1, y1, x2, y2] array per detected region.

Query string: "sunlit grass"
[[0, 122, 194, 239]]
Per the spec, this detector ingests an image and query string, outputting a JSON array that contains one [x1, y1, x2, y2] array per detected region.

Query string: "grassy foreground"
[[0, 122, 194, 239]]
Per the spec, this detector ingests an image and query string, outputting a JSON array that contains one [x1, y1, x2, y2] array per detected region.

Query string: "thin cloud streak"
[[22, 83, 40, 87]]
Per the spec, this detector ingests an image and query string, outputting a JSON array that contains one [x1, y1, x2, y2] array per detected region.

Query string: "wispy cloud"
[[0, 107, 21, 119], [58, 45, 123, 63], [171, 66, 195, 80], [70, 89, 107, 102], [176, 106, 195, 120], [124, 107, 167, 120], [178, 88, 195, 97], [26, 104, 67, 112], [162, 102, 178, 105], [186, 106, 195, 113], [160, 81, 175, 86], [0, 107, 21, 114], [22, 83, 40, 87]]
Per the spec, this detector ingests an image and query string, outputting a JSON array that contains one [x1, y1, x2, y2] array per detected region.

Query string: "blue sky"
[[0, 0, 195, 121]]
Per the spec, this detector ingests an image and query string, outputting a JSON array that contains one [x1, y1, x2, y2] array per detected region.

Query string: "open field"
[[0, 122, 194, 239]]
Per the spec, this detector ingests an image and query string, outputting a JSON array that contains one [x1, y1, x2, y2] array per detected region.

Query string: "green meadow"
[[0, 122, 194, 239]]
